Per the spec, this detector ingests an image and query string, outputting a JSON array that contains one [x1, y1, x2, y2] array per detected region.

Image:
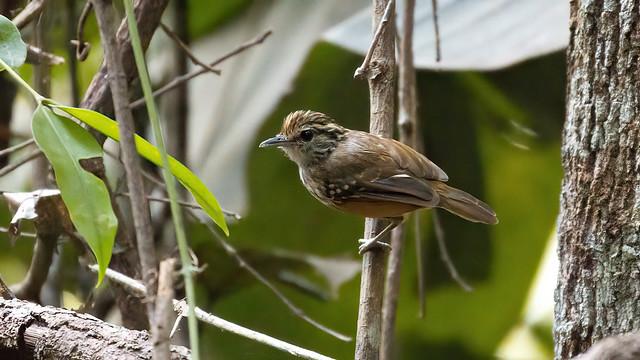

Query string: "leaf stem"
[[0, 57, 46, 103], [122, 1, 200, 359]]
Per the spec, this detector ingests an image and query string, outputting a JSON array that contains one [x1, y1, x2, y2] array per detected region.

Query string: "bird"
[[259, 110, 498, 254]]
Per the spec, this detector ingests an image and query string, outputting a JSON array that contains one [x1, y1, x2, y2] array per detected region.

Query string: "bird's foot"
[[358, 238, 392, 255]]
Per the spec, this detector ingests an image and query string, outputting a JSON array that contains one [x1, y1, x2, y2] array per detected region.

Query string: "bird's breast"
[[298, 167, 362, 208]]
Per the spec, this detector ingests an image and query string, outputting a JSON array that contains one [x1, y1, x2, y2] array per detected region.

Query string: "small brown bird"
[[260, 111, 498, 254]]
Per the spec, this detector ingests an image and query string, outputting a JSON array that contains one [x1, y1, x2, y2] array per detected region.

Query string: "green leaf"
[[31, 106, 117, 285], [0, 15, 27, 68], [55, 105, 229, 236]]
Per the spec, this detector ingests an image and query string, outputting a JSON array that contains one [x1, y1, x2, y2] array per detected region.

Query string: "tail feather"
[[433, 182, 498, 225]]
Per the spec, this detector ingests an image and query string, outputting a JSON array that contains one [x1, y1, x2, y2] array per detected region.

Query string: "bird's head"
[[259, 110, 347, 166]]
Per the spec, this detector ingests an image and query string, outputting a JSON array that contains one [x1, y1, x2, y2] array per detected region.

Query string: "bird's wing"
[[381, 137, 449, 181], [354, 174, 439, 208]]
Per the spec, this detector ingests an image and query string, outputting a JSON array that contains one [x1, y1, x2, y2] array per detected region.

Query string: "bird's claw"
[[358, 238, 392, 255]]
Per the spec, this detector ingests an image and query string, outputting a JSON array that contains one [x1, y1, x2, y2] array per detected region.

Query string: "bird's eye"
[[300, 130, 314, 142]]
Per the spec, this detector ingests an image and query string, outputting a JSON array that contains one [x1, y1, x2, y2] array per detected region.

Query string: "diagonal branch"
[[89, 265, 336, 360], [129, 30, 272, 109]]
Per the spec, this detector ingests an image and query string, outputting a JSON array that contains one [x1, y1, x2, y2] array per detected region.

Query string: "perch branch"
[[355, 0, 396, 359], [153, 258, 176, 360]]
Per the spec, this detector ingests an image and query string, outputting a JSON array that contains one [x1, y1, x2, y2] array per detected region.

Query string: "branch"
[[0, 298, 190, 359], [153, 258, 176, 360], [129, 30, 272, 109], [159, 22, 220, 75], [26, 44, 65, 66], [0, 139, 35, 158], [116, 191, 242, 220], [353, 0, 395, 80], [430, 0, 441, 62], [80, 0, 170, 114], [11, 0, 48, 29], [432, 211, 473, 292], [91, 0, 157, 330], [0, 148, 43, 177], [355, 0, 396, 359], [89, 265, 335, 360]]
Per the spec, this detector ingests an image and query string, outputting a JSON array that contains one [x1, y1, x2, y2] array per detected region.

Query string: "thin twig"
[[0, 274, 15, 299], [190, 212, 352, 342], [430, 0, 441, 62], [432, 211, 473, 292], [0, 226, 36, 238], [26, 45, 65, 66], [129, 30, 273, 109], [74, 1, 92, 61], [0, 149, 43, 177], [0, 139, 35, 158], [116, 191, 242, 220], [11, 0, 48, 29], [353, 0, 395, 80], [153, 258, 176, 360], [89, 265, 335, 360], [159, 22, 220, 75]]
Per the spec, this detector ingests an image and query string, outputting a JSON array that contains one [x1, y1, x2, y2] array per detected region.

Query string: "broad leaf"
[[55, 105, 229, 236], [0, 15, 27, 68], [32, 106, 117, 284]]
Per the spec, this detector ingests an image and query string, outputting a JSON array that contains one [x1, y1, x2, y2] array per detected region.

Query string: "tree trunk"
[[554, 0, 640, 358]]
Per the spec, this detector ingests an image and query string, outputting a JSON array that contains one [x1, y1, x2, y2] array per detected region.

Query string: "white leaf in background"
[[3, 189, 61, 242], [324, 0, 569, 70]]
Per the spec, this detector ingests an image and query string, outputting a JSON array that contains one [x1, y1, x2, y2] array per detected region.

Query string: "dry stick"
[[129, 30, 272, 109], [432, 211, 473, 291], [90, 0, 158, 332], [0, 139, 35, 158], [153, 258, 176, 360], [89, 265, 335, 360], [430, 0, 441, 62], [116, 191, 241, 220], [381, 0, 416, 358], [353, 0, 395, 80], [159, 22, 220, 75], [0, 227, 36, 238], [355, 0, 396, 359], [102, 151, 347, 341], [0, 149, 42, 177], [11, 0, 48, 29], [26, 45, 65, 65]]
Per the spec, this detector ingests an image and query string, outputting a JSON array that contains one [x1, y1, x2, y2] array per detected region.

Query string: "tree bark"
[[554, 0, 640, 358]]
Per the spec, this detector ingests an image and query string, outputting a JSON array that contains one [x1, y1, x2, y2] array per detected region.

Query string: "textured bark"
[[356, 0, 396, 359], [554, 0, 640, 358], [0, 298, 190, 359]]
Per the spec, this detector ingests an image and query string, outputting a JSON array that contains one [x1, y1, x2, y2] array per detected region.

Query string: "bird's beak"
[[259, 134, 292, 148]]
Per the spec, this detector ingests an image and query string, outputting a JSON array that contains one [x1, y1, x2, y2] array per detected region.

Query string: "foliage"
[[0, 15, 26, 68]]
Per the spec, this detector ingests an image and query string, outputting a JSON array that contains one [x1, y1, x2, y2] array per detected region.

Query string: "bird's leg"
[[358, 217, 404, 254]]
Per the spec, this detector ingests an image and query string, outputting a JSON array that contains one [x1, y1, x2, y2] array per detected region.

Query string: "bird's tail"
[[433, 182, 498, 225]]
